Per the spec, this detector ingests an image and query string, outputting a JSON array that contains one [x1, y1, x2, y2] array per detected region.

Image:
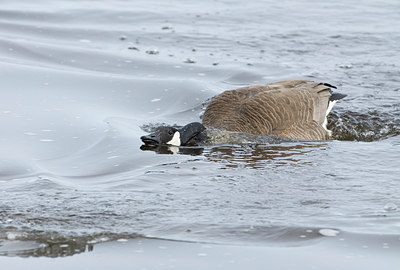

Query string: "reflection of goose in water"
[[205, 143, 326, 169], [140, 141, 327, 169], [141, 79, 346, 146]]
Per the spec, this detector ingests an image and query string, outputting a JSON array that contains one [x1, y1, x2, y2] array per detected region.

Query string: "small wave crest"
[[0, 231, 140, 257]]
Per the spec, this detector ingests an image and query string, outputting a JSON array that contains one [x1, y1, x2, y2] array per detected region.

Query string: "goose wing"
[[202, 79, 333, 140]]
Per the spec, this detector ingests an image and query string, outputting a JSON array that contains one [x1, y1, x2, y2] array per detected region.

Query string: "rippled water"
[[1, 0, 400, 263]]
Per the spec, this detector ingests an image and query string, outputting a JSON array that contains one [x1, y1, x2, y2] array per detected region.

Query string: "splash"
[[328, 111, 400, 141]]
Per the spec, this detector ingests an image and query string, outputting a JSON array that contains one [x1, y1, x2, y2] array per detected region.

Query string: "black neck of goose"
[[179, 122, 206, 145]]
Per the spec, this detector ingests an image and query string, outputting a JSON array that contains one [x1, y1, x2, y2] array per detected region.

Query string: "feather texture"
[[202, 79, 341, 140]]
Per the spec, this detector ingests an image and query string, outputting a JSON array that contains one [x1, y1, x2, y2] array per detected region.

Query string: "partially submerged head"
[[140, 122, 206, 146]]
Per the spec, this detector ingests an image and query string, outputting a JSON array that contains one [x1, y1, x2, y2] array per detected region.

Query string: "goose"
[[140, 79, 346, 146]]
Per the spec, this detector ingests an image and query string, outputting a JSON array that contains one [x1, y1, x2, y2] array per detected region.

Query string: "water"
[[1, 0, 400, 264]]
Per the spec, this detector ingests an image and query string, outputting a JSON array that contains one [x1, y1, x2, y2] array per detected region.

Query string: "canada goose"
[[204, 79, 346, 140], [140, 79, 346, 146]]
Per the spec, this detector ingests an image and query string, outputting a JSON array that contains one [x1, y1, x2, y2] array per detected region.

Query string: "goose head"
[[141, 122, 206, 146]]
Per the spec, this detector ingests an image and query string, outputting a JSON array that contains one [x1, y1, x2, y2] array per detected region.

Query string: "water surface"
[[0, 0, 399, 266]]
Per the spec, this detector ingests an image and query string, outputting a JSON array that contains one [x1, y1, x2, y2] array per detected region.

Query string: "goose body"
[[202, 79, 346, 141], [140, 79, 346, 146]]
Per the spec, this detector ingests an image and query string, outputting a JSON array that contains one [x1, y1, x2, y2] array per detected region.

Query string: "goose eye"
[[168, 130, 173, 135]]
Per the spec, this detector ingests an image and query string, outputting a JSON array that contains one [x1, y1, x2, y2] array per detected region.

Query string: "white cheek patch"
[[166, 131, 181, 146]]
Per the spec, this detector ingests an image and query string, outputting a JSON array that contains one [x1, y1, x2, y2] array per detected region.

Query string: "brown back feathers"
[[202, 79, 336, 140]]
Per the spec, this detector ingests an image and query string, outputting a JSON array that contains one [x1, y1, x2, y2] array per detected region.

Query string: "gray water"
[[1, 0, 400, 261]]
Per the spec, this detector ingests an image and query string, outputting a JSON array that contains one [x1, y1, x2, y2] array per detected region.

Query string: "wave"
[[2, 225, 399, 258]]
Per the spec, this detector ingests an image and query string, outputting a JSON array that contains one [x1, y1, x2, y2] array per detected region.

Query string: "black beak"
[[140, 133, 160, 145]]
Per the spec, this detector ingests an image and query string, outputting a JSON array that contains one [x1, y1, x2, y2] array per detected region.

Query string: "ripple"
[[1, 0, 400, 262]]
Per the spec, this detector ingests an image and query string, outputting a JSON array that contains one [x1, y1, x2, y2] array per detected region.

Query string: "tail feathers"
[[323, 82, 337, 89], [330, 92, 347, 101], [322, 82, 347, 101]]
